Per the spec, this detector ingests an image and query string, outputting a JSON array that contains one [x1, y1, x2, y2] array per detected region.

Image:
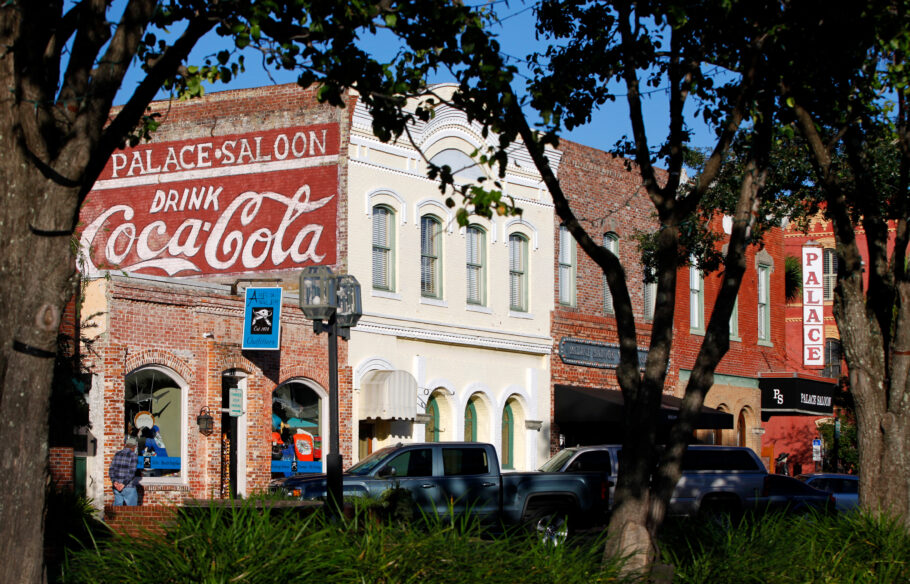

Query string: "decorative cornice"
[[355, 319, 552, 355]]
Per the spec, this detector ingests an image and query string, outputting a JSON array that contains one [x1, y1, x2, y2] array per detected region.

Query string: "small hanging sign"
[[242, 287, 283, 350]]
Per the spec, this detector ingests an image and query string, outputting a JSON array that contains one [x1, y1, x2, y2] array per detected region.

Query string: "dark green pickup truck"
[[271, 442, 610, 540]]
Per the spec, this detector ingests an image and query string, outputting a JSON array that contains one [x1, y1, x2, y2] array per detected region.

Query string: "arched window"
[[421, 215, 442, 298], [737, 410, 747, 447], [372, 205, 395, 291], [603, 232, 619, 315], [124, 366, 184, 479], [466, 225, 486, 305], [425, 395, 440, 442], [509, 233, 529, 312], [501, 403, 514, 469], [271, 381, 324, 477], [429, 148, 486, 183], [464, 400, 477, 442]]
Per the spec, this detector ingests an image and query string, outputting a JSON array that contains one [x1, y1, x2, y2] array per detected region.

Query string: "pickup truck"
[[539, 444, 771, 517], [270, 442, 610, 539]]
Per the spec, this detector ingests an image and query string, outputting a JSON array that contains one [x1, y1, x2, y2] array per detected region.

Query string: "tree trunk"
[[0, 129, 82, 584], [841, 276, 910, 524]]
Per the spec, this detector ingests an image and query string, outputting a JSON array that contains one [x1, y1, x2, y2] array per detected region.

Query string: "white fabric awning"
[[359, 370, 418, 420]]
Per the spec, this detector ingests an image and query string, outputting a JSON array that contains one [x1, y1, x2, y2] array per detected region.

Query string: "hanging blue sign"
[[242, 287, 283, 350]]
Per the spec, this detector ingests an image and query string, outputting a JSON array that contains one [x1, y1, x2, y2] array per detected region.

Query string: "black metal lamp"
[[299, 266, 337, 321], [334, 274, 363, 329], [197, 406, 215, 436], [297, 267, 363, 518]]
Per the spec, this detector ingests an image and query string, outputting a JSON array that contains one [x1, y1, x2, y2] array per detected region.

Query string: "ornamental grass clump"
[[60, 497, 626, 584], [662, 510, 910, 583]]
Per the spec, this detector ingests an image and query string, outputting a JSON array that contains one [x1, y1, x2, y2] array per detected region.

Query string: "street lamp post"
[[299, 266, 362, 517]]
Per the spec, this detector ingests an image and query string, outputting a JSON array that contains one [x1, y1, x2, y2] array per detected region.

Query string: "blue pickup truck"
[[271, 442, 610, 540]]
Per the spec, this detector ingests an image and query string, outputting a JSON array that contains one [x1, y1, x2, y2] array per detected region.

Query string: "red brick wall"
[[103, 505, 177, 538], [671, 218, 791, 378], [49, 447, 74, 490], [82, 84, 355, 507], [549, 141, 670, 451], [550, 140, 791, 454]]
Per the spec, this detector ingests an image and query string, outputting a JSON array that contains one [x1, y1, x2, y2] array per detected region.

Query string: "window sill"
[[372, 289, 401, 301], [142, 481, 190, 491], [509, 310, 533, 319], [729, 335, 742, 343], [689, 328, 705, 336], [758, 339, 773, 347], [420, 297, 447, 308], [466, 304, 492, 314]]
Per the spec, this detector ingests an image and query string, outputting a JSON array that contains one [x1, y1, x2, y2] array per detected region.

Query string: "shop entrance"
[[221, 372, 247, 498], [359, 421, 375, 460]]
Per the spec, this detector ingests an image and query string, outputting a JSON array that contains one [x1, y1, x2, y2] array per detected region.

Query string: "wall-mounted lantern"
[[197, 407, 215, 436]]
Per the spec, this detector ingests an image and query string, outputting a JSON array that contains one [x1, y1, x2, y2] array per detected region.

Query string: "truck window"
[[383, 448, 433, 477], [566, 450, 612, 474], [681, 449, 760, 471], [443, 447, 490, 476]]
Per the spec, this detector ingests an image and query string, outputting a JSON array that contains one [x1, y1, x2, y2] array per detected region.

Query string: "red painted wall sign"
[[80, 124, 339, 277]]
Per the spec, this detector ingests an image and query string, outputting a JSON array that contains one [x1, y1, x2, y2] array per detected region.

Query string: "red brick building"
[[74, 85, 355, 506], [762, 214, 862, 473], [551, 140, 800, 462]]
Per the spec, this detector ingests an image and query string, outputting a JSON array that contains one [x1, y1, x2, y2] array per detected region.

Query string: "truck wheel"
[[698, 497, 741, 528], [527, 509, 570, 546]]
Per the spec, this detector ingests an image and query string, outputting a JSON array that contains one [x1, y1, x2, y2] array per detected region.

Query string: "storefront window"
[[124, 367, 183, 479], [271, 381, 323, 477]]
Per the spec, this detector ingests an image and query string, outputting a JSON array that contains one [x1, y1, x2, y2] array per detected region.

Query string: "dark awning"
[[554, 385, 734, 429], [758, 373, 836, 418]]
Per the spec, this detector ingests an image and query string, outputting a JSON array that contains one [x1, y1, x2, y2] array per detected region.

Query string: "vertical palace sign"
[[79, 123, 339, 277], [802, 245, 824, 366]]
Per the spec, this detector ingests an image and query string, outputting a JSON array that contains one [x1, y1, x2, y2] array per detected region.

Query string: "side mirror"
[[378, 466, 398, 478]]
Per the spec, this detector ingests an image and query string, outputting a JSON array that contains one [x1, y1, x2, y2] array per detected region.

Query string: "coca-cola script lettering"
[[79, 124, 339, 277]]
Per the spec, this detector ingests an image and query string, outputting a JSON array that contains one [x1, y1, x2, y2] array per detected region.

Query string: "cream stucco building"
[[346, 87, 559, 470]]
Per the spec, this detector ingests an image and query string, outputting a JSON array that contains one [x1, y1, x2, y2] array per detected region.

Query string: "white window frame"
[[421, 214, 443, 298], [509, 233, 529, 312], [603, 233, 619, 315], [372, 205, 395, 291], [758, 263, 771, 344], [644, 268, 657, 320], [689, 259, 705, 333], [729, 295, 740, 340], [558, 225, 576, 307], [466, 225, 486, 305]]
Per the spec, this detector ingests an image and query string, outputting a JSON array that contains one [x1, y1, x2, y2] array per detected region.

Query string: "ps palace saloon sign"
[[79, 124, 339, 277]]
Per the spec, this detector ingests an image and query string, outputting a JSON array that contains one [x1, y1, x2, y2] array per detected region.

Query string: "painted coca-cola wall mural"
[[79, 123, 339, 277]]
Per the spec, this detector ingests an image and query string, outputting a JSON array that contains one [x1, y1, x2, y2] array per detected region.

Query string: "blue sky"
[[112, 0, 722, 154]]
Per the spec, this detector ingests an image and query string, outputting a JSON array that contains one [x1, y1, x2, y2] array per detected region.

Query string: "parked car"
[[758, 474, 836, 514], [270, 442, 611, 543], [539, 444, 770, 517], [797, 473, 859, 512]]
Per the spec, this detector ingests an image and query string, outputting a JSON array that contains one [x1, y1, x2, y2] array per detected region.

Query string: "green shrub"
[[61, 498, 627, 584], [662, 510, 910, 583]]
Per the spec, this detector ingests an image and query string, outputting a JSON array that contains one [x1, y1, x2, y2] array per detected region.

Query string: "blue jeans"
[[114, 486, 138, 506]]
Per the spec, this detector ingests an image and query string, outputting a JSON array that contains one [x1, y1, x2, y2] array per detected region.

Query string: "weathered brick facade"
[[552, 140, 793, 457], [75, 85, 355, 507]]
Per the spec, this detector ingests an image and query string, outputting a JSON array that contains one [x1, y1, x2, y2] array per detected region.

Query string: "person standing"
[[109, 436, 141, 506]]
